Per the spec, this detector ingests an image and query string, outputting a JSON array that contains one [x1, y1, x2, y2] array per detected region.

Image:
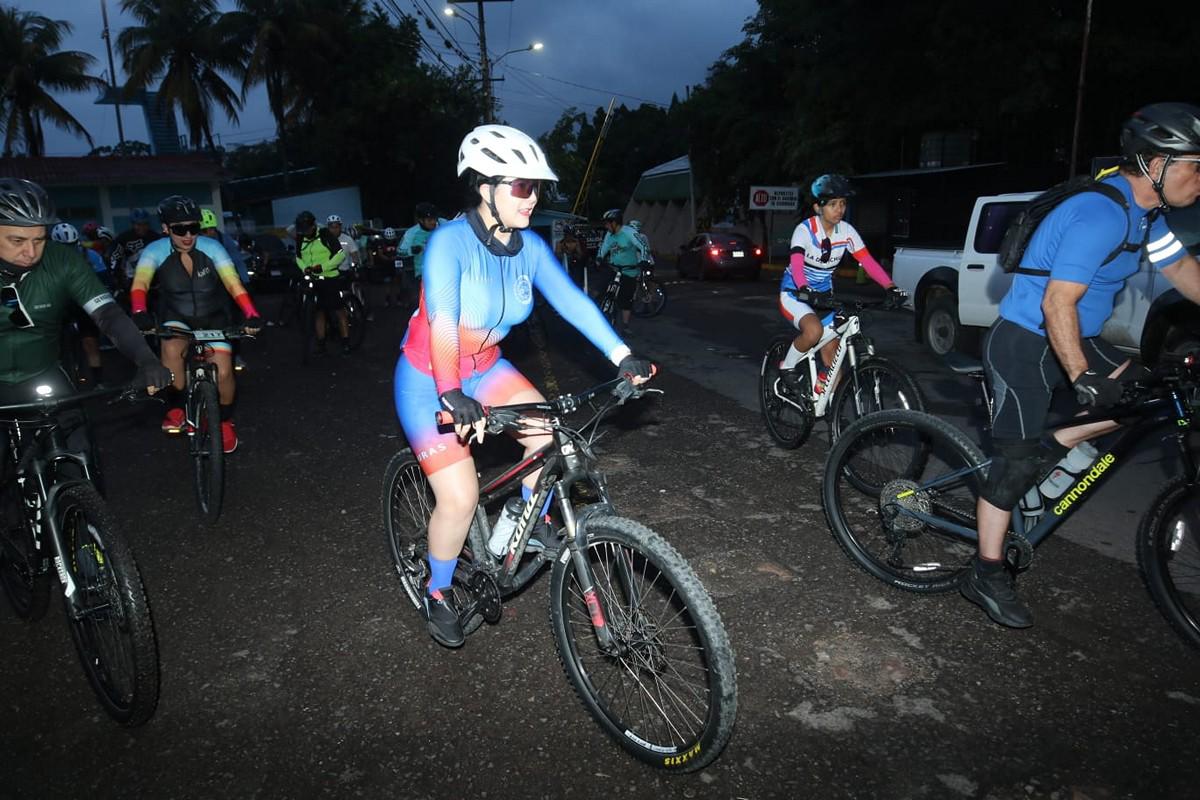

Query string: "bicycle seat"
[[942, 351, 985, 377]]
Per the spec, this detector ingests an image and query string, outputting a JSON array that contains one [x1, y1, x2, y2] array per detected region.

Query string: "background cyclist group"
[[1, 102, 1198, 647]]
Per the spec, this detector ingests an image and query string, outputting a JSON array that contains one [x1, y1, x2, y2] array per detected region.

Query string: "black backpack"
[[998, 175, 1134, 275]]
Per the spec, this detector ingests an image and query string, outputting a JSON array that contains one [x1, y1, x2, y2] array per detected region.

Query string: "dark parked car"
[[677, 232, 763, 280], [249, 233, 297, 291]]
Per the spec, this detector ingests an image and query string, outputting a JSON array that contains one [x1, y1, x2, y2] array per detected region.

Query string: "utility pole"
[[100, 0, 127, 151], [1068, 0, 1094, 178], [449, 0, 512, 123]]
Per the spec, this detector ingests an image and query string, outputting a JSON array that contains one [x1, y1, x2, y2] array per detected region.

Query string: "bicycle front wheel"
[[549, 515, 737, 772], [0, 481, 50, 620], [631, 279, 667, 317], [57, 483, 159, 725], [823, 410, 984, 593], [344, 295, 367, 351], [1137, 475, 1200, 649], [828, 355, 925, 441], [759, 335, 815, 449], [190, 380, 224, 522], [381, 451, 485, 636]]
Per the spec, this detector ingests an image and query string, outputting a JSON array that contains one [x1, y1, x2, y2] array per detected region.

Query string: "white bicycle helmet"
[[457, 124, 558, 181], [326, 213, 342, 225], [627, 220, 642, 232], [51, 222, 79, 244], [383, 227, 397, 239], [96, 225, 114, 241]]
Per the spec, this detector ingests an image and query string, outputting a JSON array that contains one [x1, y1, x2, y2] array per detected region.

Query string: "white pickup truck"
[[892, 192, 1200, 363]]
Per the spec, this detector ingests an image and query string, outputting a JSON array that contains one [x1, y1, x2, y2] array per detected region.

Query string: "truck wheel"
[[921, 289, 962, 356], [1163, 326, 1200, 361]]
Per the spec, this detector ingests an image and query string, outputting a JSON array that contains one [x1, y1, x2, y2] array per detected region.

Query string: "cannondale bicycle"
[[821, 354, 1200, 649], [0, 383, 159, 725], [382, 377, 737, 771], [760, 290, 923, 449]]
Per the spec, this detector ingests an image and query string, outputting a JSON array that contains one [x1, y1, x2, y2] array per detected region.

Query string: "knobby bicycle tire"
[[631, 279, 667, 317], [58, 483, 160, 725], [759, 334, 815, 449], [191, 380, 224, 523], [381, 452, 485, 637], [0, 480, 50, 620], [1137, 475, 1200, 649], [828, 355, 926, 441], [822, 410, 984, 593], [345, 295, 368, 351], [548, 515, 737, 772], [300, 295, 315, 366]]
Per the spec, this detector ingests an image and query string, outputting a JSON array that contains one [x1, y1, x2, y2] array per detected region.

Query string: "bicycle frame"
[[772, 314, 871, 418], [892, 390, 1197, 547]]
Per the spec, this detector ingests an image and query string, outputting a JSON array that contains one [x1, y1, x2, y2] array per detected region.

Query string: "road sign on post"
[[748, 186, 800, 211]]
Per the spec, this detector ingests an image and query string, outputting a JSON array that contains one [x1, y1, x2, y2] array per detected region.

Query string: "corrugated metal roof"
[[640, 155, 690, 178], [0, 155, 223, 185]]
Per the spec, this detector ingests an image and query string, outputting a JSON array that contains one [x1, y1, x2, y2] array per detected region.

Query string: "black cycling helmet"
[[602, 208, 622, 223], [811, 174, 855, 204], [294, 210, 317, 234], [158, 195, 200, 225], [0, 179, 57, 227], [1121, 102, 1200, 158], [415, 202, 438, 220]]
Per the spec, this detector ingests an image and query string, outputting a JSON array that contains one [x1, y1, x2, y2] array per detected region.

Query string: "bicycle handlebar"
[[0, 382, 149, 416], [147, 326, 254, 341], [434, 374, 658, 429], [783, 288, 905, 312]]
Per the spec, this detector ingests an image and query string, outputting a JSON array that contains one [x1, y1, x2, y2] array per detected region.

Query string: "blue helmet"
[[811, 174, 855, 204], [130, 207, 151, 224]]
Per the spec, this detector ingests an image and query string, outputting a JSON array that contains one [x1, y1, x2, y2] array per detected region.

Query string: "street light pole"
[[448, 0, 513, 123], [1068, 0, 1094, 178]]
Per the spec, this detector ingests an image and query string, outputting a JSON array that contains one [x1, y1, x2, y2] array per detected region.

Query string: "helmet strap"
[[481, 183, 514, 241], [1136, 153, 1173, 210]]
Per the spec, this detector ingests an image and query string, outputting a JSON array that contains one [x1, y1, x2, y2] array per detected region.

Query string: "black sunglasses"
[[819, 237, 832, 263], [169, 222, 202, 236], [495, 178, 542, 199], [2, 284, 32, 329]]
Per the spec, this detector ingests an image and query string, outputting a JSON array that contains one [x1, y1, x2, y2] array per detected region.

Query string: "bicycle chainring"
[[879, 478, 929, 533], [1004, 532, 1034, 572], [464, 569, 502, 625]]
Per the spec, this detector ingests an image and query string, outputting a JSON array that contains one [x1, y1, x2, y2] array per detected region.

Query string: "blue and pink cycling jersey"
[[779, 217, 890, 327], [396, 213, 630, 474]]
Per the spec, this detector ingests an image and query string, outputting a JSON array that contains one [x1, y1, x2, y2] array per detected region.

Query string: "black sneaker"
[[961, 565, 1033, 628], [423, 588, 465, 648], [780, 366, 808, 395]]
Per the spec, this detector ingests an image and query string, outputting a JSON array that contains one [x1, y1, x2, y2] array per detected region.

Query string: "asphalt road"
[[2, 272, 1198, 800]]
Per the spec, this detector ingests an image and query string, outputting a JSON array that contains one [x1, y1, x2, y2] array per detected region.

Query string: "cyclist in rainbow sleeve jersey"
[[131, 196, 261, 454], [395, 124, 654, 648], [778, 174, 902, 388]]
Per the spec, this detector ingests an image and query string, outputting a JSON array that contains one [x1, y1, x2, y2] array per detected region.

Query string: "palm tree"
[[220, 0, 333, 178], [0, 8, 108, 157], [118, 0, 242, 151]]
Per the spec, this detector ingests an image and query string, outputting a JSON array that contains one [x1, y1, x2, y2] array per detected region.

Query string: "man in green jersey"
[[0, 178, 171, 403]]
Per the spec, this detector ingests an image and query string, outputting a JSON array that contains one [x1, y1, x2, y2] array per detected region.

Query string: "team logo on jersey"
[[513, 274, 533, 305]]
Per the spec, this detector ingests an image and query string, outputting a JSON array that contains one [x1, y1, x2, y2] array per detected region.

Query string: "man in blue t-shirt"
[[967, 103, 1200, 630]]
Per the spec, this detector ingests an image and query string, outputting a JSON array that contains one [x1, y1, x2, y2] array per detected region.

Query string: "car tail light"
[[709, 247, 720, 257], [753, 247, 763, 256]]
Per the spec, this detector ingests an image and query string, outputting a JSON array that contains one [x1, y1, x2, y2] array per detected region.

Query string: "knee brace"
[[981, 438, 1046, 510]]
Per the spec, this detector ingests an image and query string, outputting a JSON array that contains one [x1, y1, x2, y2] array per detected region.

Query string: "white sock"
[[781, 343, 805, 369]]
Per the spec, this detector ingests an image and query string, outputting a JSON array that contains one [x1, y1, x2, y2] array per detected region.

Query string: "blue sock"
[[522, 484, 553, 516], [426, 554, 456, 595]]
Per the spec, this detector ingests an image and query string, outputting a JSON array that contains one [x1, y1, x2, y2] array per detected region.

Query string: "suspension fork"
[[557, 487, 620, 652]]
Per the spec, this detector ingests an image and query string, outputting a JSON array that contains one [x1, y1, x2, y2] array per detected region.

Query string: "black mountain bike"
[[151, 327, 249, 523], [382, 378, 737, 772], [821, 355, 1200, 649], [599, 263, 667, 325], [0, 384, 159, 725], [294, 272, 367, 364]]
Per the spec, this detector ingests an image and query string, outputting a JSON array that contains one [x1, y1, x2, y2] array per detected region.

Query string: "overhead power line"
[[505, 66, 667, 108]]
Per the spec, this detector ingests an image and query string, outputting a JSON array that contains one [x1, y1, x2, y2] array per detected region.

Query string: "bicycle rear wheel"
[[1137, 475, 1200, 649], [190, 380, 224, 522], [0, 481, 50, 620], [759, 334, 815, 449], [631, 279, 666, 317], [344, 295, 367, 351], [828, 355, 925, 441], [57, 483, 159, 725], [381, 451, 484, 636], [822, 410, 984, 593], [549, 515, 737, 772]]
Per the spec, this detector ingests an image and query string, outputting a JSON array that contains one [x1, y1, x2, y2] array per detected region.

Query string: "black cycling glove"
[[439, 388, 485, 426], [135, 361, 173, 391], [884, 286, 908, 309], [1073, 370, 1123, 407], [806, 289, 834, 309], [617, 354, 654, 381], [132, 311, 156, 331]]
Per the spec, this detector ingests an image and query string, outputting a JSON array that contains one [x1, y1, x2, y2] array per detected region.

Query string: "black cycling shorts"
[[615, 274, 637, 310], [313, 277, 347, 313], [983, 317, 1131, 440]]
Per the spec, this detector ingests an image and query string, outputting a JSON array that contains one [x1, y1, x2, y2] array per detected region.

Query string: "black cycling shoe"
[[780, 366, 808, 395], [961, 564, 1033, 628], [423, 588, 465, 648]]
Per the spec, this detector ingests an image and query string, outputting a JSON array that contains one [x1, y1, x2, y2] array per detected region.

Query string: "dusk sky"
[[16, 0, 759, 156]]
